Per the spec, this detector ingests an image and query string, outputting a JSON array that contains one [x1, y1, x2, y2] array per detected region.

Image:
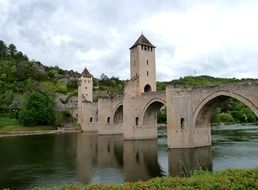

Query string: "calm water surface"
[[0, 125, 258, 189]]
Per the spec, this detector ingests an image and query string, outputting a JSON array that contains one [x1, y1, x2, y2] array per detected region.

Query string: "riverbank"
[[34, 168, 258, 190], [0, 117, 81, 137]]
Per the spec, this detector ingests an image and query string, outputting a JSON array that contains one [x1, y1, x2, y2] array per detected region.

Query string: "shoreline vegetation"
[[34, 168, 258, 190], [0, 117, 81, 137]]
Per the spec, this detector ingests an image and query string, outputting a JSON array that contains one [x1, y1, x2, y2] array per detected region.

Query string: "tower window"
[[147, 60, 148, 65], [107, 117, 110, 124], [141, 45, 143, 50], [90, 117, 93, 123], [147, 71, 149, 76], [144, 46, 147, 51]]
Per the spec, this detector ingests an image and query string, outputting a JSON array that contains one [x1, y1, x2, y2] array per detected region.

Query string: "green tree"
[[219, 113, 235, 123], [0, 40, 7, 58], [67, 79, 78, 90], [8, 44, 17, 56], [157, 81, 166, 91], [19, 92, 55, 126]]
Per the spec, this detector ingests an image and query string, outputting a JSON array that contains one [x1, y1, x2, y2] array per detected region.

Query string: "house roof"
[[81, 67, 92, 77], [129, 34, 156, 49]]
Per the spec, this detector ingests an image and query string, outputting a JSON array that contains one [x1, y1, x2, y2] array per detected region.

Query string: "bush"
[[219, 113, 235, 123], [55, 110, 75, 127], [67, 79, 78, 90], [55, 81, 67, 93], [18, 92, 55, 126], [34, 168, 258, 190]]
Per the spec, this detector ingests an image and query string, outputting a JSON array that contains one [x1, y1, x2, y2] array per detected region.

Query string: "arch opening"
[[144, 84, 152, 92], [113, 105, 123, 124], [143, 101, 166, 126], [195, 95, 258, 128]]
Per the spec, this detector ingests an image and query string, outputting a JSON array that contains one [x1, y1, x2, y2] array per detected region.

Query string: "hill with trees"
[[0, 40, 126, 127], [0, 40, 80, 127], [0, 39, 257, 127]]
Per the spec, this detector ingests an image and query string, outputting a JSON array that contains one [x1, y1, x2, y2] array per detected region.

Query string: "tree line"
[[0, 39, 257, 126]]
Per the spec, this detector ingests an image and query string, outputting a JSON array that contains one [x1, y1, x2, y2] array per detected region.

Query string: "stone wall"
[[166, 82, 258, 148]]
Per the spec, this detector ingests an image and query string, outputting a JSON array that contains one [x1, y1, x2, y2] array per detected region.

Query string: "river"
[[0, 125, 258, 189]]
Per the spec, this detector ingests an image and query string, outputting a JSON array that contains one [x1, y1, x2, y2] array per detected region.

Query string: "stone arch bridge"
[[81, 81, 258, 148]]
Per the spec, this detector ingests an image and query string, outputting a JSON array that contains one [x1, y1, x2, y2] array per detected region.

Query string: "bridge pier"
[[166, 86, 212, 148], [124, 125, 157, 140], [98, 124, 123, 135], [167, 128, 211, 148], [80, 102, 98, 132]]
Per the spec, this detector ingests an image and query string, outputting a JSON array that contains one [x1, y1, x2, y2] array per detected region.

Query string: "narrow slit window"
[[135, 117, 139, 126], [181, 118, 185, 129]]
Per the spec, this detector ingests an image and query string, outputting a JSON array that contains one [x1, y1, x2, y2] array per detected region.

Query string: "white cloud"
[[142, 1, 258, 79], [1, 0, 258, 80]]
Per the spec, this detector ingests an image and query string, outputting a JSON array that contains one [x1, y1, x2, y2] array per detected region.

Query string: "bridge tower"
[[129, 34, 156, 93], [78, 67, 93, 126]]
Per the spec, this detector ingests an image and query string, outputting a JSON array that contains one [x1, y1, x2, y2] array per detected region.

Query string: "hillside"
[[0, 39, 257, 126], [0, 40, 127, 128], [0, 40, 80, 116]]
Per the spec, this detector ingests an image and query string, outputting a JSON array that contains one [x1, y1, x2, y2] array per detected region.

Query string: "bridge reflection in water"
[[76, 133, 212, 183], [168, 147, 212, 176]]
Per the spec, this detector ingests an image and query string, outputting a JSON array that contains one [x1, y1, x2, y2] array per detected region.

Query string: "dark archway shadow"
[[144, 84, 152, 92]]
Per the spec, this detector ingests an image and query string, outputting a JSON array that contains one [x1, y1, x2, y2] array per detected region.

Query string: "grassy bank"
[[34, 168, 258, 190], [0, 117, 56, 133]]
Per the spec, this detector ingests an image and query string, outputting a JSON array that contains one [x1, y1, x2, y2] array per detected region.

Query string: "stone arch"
[[113, 104, 123, 124], [144, 84, 152, 92], [193, 90, 258, 128], [142, 98, 166, 125]]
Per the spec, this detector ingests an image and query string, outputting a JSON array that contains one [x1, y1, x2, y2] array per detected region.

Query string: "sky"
[[1, 0, 258, 81]]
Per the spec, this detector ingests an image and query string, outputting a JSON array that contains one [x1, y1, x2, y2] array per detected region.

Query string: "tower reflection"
[[123, 139, 164, 181], [76, 133, 213, 183]]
